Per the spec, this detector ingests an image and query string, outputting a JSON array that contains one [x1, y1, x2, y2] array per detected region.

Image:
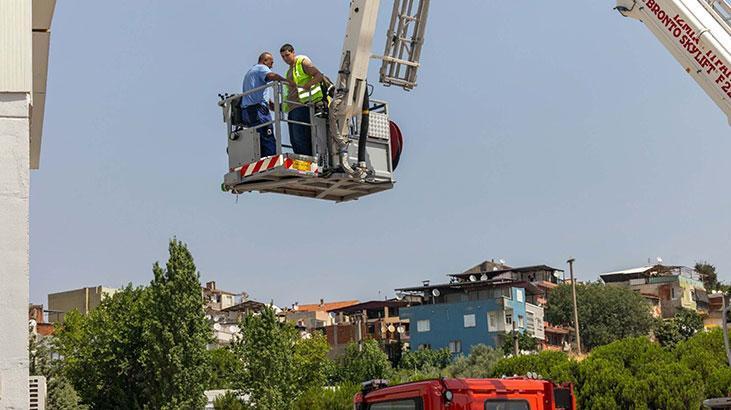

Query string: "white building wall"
[[1, 2, 33, 409], [0, 93, 31, 410]]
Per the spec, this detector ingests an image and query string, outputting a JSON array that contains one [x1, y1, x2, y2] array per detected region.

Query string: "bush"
[[445, 344, 503, 378], [335, 340, 392, 384], [492, 350, 576, 383], [294, 384, 360, 410]]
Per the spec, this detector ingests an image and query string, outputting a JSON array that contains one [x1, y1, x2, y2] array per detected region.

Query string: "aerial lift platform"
[[219, 0, 426, 202], [219, 82, 400, 202]]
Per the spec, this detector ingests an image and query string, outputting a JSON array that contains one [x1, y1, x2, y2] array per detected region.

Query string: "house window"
[[464, 314, 476, 328], [518, 315, 525, 328], [671, 287, 676, 299], [487, 312, 498, 332], [449, 340, 462, 354], [505, 312, 513, 326], [516, 289, 524, 302], [416, 319, 430, 332], [418, 344, 431, 350]]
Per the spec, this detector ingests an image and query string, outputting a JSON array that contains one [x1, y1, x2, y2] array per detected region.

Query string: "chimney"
[[206, 281, 216, 290], [319, 298, 324, 307], [422, 280, 430, 287]]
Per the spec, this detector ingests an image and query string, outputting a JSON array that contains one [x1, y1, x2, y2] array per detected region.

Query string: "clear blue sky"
[[31, 1, 731, 306]]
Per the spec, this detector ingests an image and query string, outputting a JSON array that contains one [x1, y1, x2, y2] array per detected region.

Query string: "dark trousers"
[[242, 103, 276, 157], [287, 106, 313, 156]]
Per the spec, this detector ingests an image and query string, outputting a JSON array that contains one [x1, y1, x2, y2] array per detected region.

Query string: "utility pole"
[[512, 321, 519, 356], [567, 258, 581, 354]]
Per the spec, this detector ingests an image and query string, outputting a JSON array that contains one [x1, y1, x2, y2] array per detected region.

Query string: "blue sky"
[[31, 1, 731, 306]]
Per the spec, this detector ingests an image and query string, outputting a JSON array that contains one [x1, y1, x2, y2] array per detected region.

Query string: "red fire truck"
[[354, 377, 576, 410]]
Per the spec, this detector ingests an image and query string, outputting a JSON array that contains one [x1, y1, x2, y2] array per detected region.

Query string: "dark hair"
[[258, 52, 271, 63], [279, 43, 294, 53]]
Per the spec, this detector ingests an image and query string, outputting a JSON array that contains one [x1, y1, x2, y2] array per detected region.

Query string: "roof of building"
[[222, 300, 267, 312], [599, 264, 697, 283], [450, 264, 563, 281], [396, 279, 542, 295], [329, 300, 410, 314], [296, 300, 359, 312]]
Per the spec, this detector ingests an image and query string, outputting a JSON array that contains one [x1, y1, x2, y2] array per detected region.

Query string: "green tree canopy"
[[335, 340, 393, 384], [655, 307, 704, 348], [500, 331, 538, 356], [54, 239, 212, 409], [696, 261, 720, 291], [398, 347, 452, 371], [492, 350, 576, 383], [445, 344, 503, 378], [230, 307, 334, 409], [546, 282, 655, 350], [142, 239, 211, 409]]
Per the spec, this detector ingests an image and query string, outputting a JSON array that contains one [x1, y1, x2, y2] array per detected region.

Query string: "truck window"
[[369, 398, 423, 410], [484, 399, 530, 410]]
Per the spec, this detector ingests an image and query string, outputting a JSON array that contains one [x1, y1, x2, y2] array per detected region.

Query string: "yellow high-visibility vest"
[[290, 55, 324, 104]]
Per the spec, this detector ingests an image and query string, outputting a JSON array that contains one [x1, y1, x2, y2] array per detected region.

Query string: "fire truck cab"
[[354, 378, 576, 410]]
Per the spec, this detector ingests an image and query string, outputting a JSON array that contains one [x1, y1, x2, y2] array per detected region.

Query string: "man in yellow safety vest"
[[280, 43, 325, 156]]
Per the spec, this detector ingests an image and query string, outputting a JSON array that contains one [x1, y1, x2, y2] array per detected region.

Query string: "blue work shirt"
[[241, 64, 272, 108]]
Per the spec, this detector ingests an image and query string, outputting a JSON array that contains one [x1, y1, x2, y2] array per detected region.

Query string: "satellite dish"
[[397, 325, 405, 334], [388, 324, 396, 333], [213, 323, 222, 331], [395, 291, 405, 300], [553, 271, 562, 278], [213, 316, 220, 322], [656, 257, 663, 264], [499, 259, 506, 264], [432, 288, 441, 297], [493, 267, 499, 271], [480, 274, 488, 281], [229, 325, 239, 333], [469, 275, 477, 282]]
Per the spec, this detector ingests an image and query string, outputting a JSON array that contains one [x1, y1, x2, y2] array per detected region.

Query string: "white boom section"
[[329, 0, 381, 176], [617, 0, 731, 123]]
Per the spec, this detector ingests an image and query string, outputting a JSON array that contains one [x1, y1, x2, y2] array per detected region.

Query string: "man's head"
[[258, 52, 274, 68], [279, 43, 296, 66]]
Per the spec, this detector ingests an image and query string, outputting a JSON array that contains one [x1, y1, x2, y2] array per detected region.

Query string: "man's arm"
[[265, 72, 294, 87], [299, 57, 324, 89]]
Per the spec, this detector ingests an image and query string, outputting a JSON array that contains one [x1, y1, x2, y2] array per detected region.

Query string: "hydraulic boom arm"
[[617, 0, 731, 123]]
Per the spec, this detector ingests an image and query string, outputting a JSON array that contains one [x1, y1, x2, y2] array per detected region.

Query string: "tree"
[[655, 308, 704, 348], [208, 348, 242, 390], [141, 239, 211, 409], [398, 347, 452, 371], [231, 307, 334, 409], [54, 239, 212, 409], [213, 391, 247, 410], [492, 350, 576, 383], [294, 384, 360, 410], [576, 337, 705, 409], [696, 261, 720, 291], [546, 283, 655, 350], [29, 333, 87, 410], [500, 332, 537, 355], [55, 286, 148, 409], [445, 344, 503, 378], [335, 340, 393, 384]]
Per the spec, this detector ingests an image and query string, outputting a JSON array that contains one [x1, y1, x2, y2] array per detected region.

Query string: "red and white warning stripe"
[[232, 155, 318, 177], [238, 155, 284, 177]]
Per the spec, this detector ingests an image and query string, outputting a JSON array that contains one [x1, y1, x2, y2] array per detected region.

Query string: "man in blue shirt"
[[241, 52, 291, 157]]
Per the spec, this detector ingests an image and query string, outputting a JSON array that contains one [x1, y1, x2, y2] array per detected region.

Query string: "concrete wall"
[[48, 286, 117, 323], [0, 92, 31, 410]]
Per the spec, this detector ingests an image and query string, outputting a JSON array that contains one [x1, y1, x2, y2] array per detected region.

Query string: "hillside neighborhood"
[[31, 257, 722, 360]]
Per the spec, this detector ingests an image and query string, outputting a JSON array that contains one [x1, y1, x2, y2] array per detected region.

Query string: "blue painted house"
[[397, 276, 545, 355]]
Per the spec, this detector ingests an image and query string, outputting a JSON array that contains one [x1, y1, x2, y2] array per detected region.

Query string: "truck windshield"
[[369, 398, 422, 410], [485, 400, 530, 410]]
